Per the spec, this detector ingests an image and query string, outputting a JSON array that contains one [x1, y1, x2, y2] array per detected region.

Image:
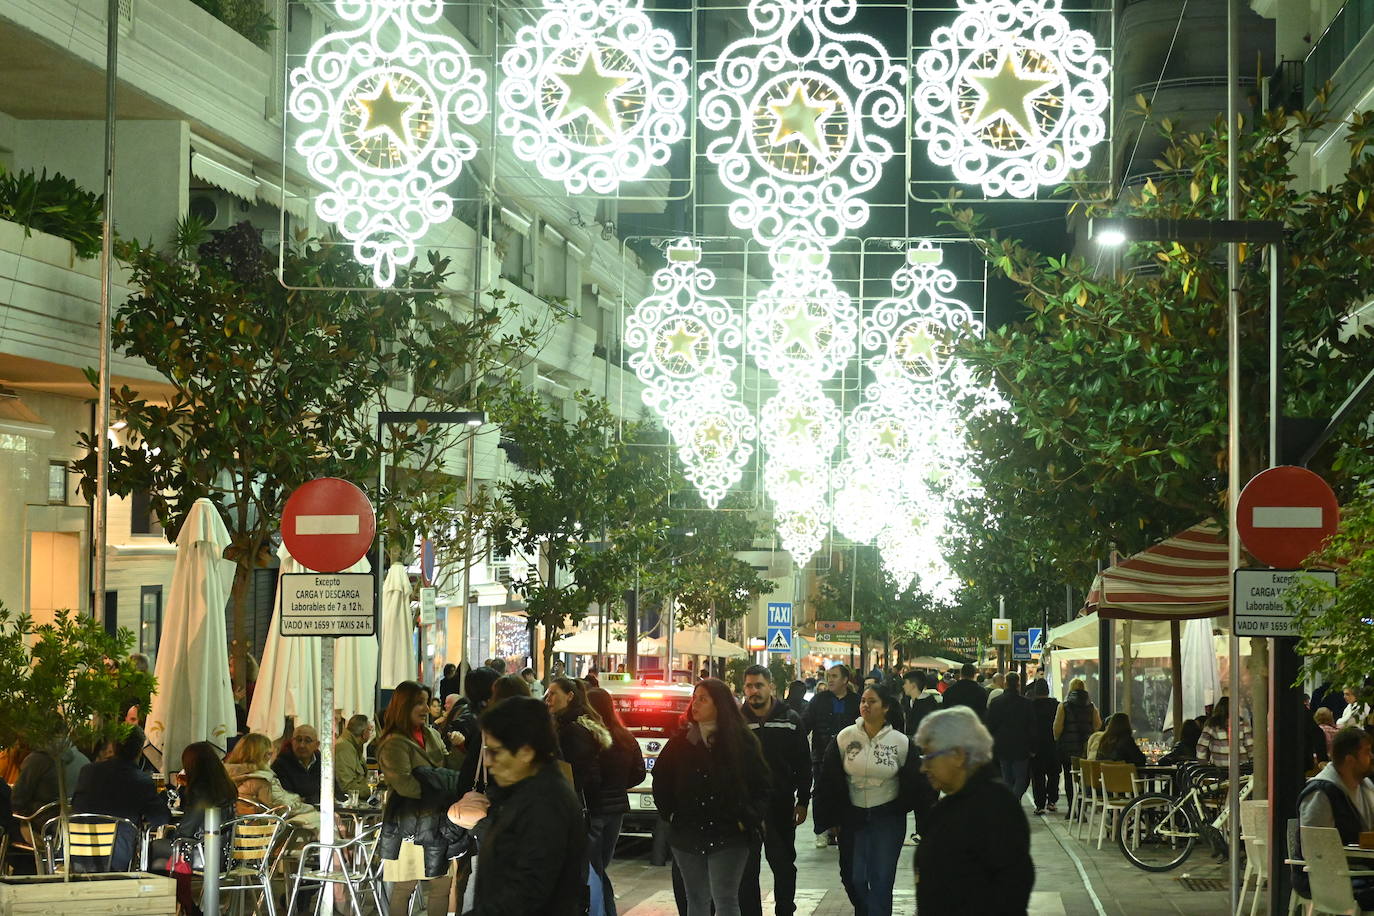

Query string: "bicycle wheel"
[[1117, 793, 1198, 872]]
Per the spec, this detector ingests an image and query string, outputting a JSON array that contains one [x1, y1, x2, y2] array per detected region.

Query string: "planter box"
[[0, 872, 175, 915]]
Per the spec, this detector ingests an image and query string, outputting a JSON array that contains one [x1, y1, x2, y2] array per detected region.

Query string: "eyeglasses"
[[919, 748, 960, 768]]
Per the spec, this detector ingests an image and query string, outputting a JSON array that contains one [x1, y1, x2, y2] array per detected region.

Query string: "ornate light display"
[[912, 0, 1109, 198], [747, 240, 859, 382], [498, 0, 689, 194], [288, 0, 488, 288], [698, 0, 906, 247], [625, 240, 754, 508]]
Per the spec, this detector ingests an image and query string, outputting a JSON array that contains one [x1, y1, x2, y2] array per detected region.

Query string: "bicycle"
[[1116, 763, 1253, 872]]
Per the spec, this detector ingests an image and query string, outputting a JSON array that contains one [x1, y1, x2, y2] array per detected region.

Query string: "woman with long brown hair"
[[377, 680, 457, 916], [586, 687, 647, 916], [652, 677, 770, 916]]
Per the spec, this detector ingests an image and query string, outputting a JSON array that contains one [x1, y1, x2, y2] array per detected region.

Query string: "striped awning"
[[1087, 519, 1229, 620]]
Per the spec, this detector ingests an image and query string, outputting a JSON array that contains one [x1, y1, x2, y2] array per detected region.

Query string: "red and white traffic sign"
[[281, 478, 376, 573], [1237, 466, 1339, 569]]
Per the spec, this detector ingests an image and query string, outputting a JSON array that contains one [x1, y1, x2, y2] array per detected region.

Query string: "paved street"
[[607, 799, 1235, 916]]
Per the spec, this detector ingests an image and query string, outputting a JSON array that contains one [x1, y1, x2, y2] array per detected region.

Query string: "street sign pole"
[[317, 635, 335, 916]]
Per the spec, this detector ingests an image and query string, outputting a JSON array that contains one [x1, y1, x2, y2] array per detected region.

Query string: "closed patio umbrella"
[[379, 563, 415, 689], [144, 498, 237, 775]]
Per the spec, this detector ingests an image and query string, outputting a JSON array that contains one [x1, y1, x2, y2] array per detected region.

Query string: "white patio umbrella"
[[552, 629, 630, 655], [248, 546, 375, 737], [378, 563, 415, 689], [144, 498, 237, 775], [1164, 617, 1224, 733], [642, 626, 749, 659]]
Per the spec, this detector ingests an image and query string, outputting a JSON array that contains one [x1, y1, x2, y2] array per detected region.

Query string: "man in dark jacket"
[[901, 670, 941, 737], [272, 724, 322, 805], [740, 665, 812, 916], [802, 664, 859, 848], [941, 664, 988, 721], [71, 727, 168, 870], [1028, 679, 1061, 815], [985, 673, 1036, 801]]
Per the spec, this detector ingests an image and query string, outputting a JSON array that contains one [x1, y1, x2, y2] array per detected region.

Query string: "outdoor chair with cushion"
[[181, 812, 287, 916], [1299, 825, 1374, 915], [1286, 817, 1313, 916]]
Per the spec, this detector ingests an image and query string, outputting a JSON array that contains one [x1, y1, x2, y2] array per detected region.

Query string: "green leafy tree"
[[488, 388, 673, 677], [1290, 490, 1374, 695], [0, 606, 155, 878], [76, 222, 545, 688]]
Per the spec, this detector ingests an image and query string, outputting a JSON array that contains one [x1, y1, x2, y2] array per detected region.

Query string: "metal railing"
[[1304, 0, 1374, 107]]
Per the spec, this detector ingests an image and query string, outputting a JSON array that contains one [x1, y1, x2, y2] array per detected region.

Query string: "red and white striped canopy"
[[1086, 520, 1229, 620]]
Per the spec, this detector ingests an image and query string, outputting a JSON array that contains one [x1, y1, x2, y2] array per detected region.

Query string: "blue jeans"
[[588, 812, 623, 916], [838, 806, 906, 916], [1001, 757, 1031, 801]]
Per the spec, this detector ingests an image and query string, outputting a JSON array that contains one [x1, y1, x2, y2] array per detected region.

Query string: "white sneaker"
[[814, 832, 828, 849]]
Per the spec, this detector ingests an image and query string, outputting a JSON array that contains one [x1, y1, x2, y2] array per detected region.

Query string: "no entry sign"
[[281, 477, 376, 573], [1237, 466, 1339, 569]]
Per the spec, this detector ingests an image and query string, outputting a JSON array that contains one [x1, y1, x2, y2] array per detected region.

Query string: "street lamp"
[[375, 410, 487, 689], [1091, 213, 1288, 908]]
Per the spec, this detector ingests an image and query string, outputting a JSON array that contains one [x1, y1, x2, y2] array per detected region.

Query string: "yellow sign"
[[992, 617, 1012, 644]]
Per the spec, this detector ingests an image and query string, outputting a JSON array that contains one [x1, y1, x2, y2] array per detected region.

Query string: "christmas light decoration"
[[499, 0, 689, 194], [912, 0, 1109, 198], [747, 238, 859, 382], [288, 0, 488, 288], [698, 0, 906, 247], [625, 240, 754, 508]]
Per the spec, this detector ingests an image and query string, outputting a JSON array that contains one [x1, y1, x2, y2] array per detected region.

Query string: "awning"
[[1088, 520, 1229, 620], [1046, 611, 1172, 649]]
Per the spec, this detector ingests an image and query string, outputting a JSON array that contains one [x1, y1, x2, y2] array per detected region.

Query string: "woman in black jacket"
[[914, 708, 1033, 915], [148, 742, 236, 916], [1052, 678, 1102, 817], [545, 677, 613, 914], [1094, 712, 1148, 766], [1158, 719, 1203, 766], [587, 687, 647, 916], [446, 696, 588, 915], [653, 678, 770, 916]]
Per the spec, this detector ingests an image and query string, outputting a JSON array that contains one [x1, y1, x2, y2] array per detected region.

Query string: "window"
[[140, 586, 162, 663], [47, 462, 67, 503], [130, 491, 163, 537]]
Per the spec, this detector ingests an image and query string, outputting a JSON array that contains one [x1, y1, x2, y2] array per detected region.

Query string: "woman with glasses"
[[445, 696, 588, 915], [914, 707, 1033, 915], [813, 684, 931, 916]]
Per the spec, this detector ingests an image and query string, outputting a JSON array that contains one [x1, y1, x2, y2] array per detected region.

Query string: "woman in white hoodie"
[[814, 685, 932, 916]]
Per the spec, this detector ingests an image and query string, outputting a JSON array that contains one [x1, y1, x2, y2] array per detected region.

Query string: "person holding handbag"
[[653, 678, 770, 916], [378, 680, 462, 916]]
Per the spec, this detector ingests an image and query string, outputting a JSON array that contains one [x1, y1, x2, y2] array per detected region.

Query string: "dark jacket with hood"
[[986, 690, 1038, 761], [1056, 689, 1098, 762], [742, 698, 812, 813], [593, 732, 647, 816], [554, 701, 612, 814], [377, 726, 465, 878], [941, 678, 988, 720], [652, 721, 770, 854], [468, 761, 588, 916], [803, 689, 861, 764], [915, 765, 1034, 915]]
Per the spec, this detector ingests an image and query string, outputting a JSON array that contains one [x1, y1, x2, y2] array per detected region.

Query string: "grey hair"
[[916, 706, 994, 768], [346, 714, 370, 737]]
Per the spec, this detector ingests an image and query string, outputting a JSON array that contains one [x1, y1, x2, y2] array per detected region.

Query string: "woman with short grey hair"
[[913, 708, 1033, 914]]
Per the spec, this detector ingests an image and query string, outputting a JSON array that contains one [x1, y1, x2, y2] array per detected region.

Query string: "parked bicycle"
[[1117, 762, 1253, 872]]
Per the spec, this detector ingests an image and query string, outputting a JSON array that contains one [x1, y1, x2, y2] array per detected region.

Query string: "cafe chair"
[[1284, 817, 1313, 916], [1299, 825, 1374, 915], [1067, 757, 1084, 827], [1096, 762, 1141, 850], [285, 824, 385, 916], [42, 813, 139, 874], [8, 802, 59, 875], [202, 813, 288, 916], [1077, 759, 1102, 842], [1238, 799, 1269, 916]]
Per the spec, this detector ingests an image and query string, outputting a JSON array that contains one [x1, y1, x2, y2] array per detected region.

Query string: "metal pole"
[[848, 548, 857, 671], [375, 416, 387, 704], [1226, 0, 1244, 905], [201, 805, 220, 913], [317, 635, 336, 916], [461, 431, 475, 670], [93, 0, 119, 622]]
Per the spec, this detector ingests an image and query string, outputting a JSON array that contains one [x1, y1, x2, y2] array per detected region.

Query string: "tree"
[[76, 222, 544, 689], [488, 388, 674, 677], [0, 605, 154, 878], [1290, 490, 1374, 696]]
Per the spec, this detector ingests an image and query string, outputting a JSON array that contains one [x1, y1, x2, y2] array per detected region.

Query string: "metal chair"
[[1299, 825, 1374, 915], [1238, 799, 1269, 916], [285, 824, 385, 916], [8, 802, 59, 874], [1285, 817, 1313, 916], [193, 813, 288, 916], [42, 813, 139, 874]]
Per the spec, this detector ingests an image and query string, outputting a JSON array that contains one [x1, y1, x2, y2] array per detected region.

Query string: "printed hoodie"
[[835, 717, 909, 809]]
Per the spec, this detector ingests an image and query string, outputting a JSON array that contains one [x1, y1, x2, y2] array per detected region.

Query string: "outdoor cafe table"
[[1137, 764, 1178, 793]]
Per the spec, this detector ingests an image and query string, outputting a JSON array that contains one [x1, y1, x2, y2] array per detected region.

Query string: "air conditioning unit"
[[188, 189, 250, 231]]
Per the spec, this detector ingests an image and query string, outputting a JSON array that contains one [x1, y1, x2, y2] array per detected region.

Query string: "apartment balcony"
[[1304, 0, 1374, 111]]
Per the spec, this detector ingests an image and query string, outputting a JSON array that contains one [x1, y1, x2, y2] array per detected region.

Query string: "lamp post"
[[375, 410, 486, 693], [1090, 215, 1289, 912]]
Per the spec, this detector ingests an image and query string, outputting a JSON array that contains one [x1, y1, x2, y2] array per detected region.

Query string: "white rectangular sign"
[[279, 573, 375, 637], [419, 587, 437, 626], [1233, 569, 1337, 637]]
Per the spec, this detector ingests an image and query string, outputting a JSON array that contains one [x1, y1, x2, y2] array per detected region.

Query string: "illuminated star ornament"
[[698, 0, 906, 247], [288, 0, 487, 288], [913, 0, 1109, 198], [499, 0, 689, 194], [625, 240, 755, 508], [747, 239, 858, 383]]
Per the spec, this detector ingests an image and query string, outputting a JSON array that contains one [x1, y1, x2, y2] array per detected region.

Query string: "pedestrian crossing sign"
[[767, 627, 791, 653]]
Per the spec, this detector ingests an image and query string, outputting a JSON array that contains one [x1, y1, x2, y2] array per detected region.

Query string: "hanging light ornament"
[[747, 238, 859, 383], [697, 0, 906, 248], [498, 0, 689, 194], [912, 0, 1109, 198], [288, 0, 488, 288], [625, 240, 755, 508]]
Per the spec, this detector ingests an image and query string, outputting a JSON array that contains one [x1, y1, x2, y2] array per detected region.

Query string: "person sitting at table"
[[272, 724, 323, 806], [336, 715, 373, 801], [12, 727, 88, 816], [1295, 726, 1374, 909], [71, 727, 168, 870], [1316, 707, 1340, 754], [149, 742, 237, 916], [1091, 712, 1147, 766], [1158, 720, 1203, 765], [1197, 696, 1251, 767], [224, 732, 318, 825]]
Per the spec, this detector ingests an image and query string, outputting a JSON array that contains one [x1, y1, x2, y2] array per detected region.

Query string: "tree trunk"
[[542, 620, 556, 685], [1121, 620, 1133, 721], [230, 559, 252, 696], [1250, 636, 1270, 799]]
